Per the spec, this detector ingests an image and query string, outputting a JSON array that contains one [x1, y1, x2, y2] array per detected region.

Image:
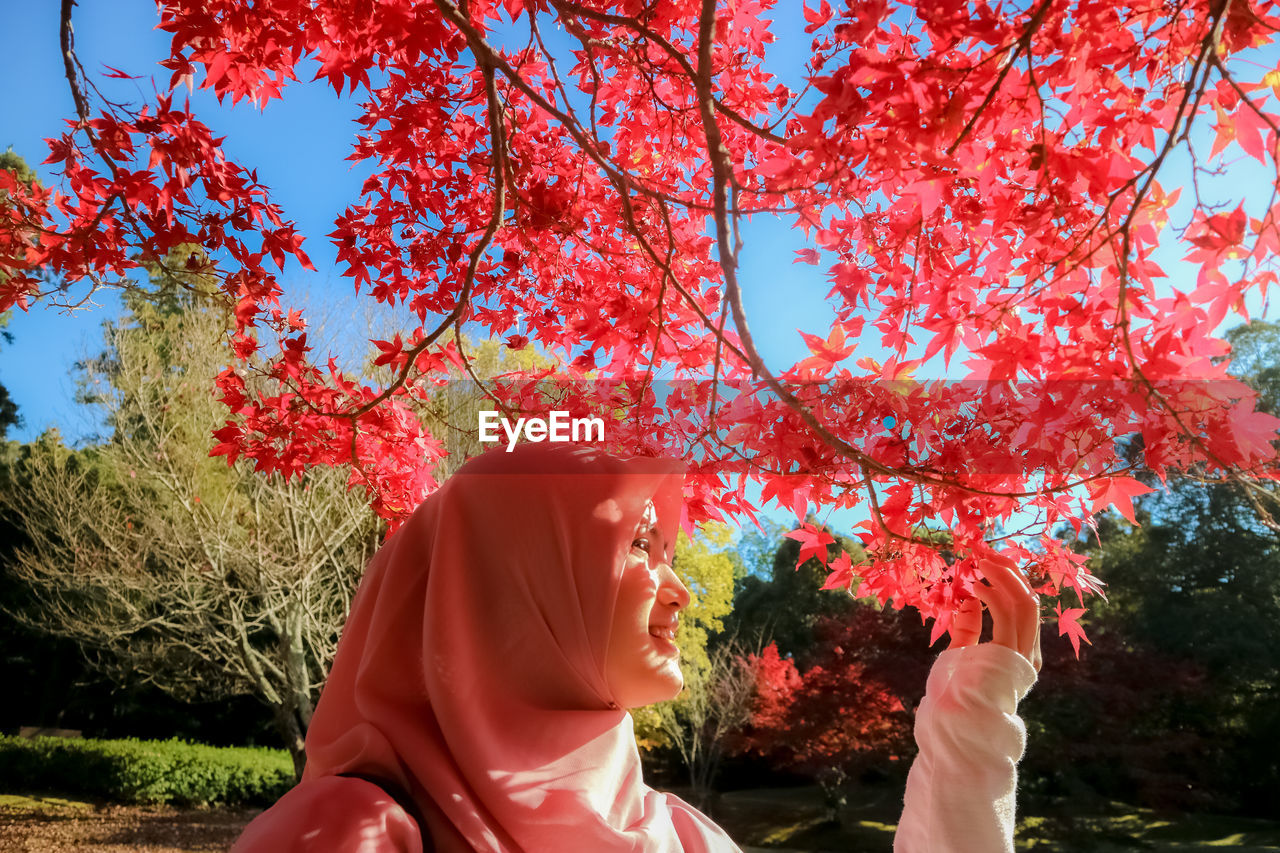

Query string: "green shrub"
[[0, 735, 293, 806]]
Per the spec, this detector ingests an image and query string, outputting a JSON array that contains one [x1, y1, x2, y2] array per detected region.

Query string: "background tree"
[[669, 524, 738, 677], [719, 524, 938, 814], [0, 271, 381, 778], [1018, 594, 1221, 818], [1017, 319, 1280, 818], [4, 0, 1278, 639], [1214, 320, 1280, 529], [1030, 487, 1280, 817], [737, 609, 932, 820], [640, 523, 744, 798], [730, 518, 866, 661], [652, 639, 759, 808]]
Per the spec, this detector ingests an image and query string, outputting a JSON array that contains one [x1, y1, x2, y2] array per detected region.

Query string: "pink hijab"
[[234, 443, 739, 852]]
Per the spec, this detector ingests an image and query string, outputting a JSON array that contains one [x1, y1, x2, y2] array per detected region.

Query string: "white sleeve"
[[893, 643, 1038, 853]]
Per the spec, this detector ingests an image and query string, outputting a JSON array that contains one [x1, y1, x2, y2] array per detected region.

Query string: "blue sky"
[[0, 2, 369, 441], [0, 1, 833, 446]]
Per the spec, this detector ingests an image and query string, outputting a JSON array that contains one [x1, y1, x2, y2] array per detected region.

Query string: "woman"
[[232, 443, 1039, 852]]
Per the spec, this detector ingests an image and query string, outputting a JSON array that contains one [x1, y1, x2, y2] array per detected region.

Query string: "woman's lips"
[[649, 624, 679, 656]]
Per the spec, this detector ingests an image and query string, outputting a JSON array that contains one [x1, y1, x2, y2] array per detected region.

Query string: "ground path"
[[0, 795, 809, 853]]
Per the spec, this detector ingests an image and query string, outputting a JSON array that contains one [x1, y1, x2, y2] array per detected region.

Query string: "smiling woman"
[[605, 499, 691, 710], [230, 441, 1040, 853], [230, 442, 739, 851]]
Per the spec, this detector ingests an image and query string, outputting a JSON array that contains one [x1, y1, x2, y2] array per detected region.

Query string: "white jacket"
[[896, 643, 1039, 853]]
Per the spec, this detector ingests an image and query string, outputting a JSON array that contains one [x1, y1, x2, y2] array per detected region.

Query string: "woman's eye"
[[631, 538, 651, 553]]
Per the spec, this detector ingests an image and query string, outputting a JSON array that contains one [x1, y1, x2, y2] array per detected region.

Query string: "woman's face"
[[605, 500, 690, 709]]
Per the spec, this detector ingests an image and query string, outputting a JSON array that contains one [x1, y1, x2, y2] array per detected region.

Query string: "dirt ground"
[[0, 798, 787, 852], [0, 788, 874, 853], [0, 797, 257, 853]]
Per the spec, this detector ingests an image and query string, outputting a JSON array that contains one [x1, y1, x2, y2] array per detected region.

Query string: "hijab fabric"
[[286, 443, 739, 851]]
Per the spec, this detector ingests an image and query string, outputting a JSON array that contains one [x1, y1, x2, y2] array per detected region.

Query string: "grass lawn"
[[707, 786, 1280, 852], [0, 794, 94, 811], [1018, 808, 1280, 852]]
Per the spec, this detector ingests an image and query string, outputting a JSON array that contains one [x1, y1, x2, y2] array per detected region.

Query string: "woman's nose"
[[657, 562, 691, 611]]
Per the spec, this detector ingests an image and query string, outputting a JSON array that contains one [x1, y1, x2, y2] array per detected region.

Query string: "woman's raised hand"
[[949, 554, 1042, 671]]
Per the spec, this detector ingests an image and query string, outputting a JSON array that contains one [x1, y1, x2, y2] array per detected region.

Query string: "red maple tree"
[[3, 0, 1279, 638], [736, 614, 926, 808]]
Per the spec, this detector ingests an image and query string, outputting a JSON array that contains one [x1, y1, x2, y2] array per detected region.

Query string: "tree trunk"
[[271, 702, 308, 780], [817, 766, 848, 824], [689, 735, 718, 809], [268, 601, 317, 781]]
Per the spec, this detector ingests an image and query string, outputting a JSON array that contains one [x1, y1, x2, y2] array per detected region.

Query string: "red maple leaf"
[[797, 322, 862, 371], [1088, 477, 1155, 525], [1189, 205, 1248, 253], [820, 551, 857, 591], [1054, 602, 1092, 658], [785, 524, 836, 569]]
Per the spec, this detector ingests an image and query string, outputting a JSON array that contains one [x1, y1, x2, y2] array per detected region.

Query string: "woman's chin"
[[654, 668, 684, 702], [618, 670, 685, 709]]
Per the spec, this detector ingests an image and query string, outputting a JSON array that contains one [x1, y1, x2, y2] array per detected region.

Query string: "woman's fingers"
[[948, 597, 983, 649], [1029, 613, 1043, 672], [936, 554, 1043, 671], [974, 558, 1042, 670]]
